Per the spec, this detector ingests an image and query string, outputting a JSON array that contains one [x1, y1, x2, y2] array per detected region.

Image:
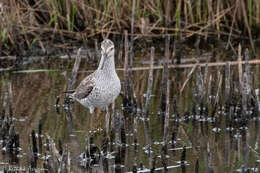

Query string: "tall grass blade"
[[1, 28, 7, 42], [13, 69, 58, 73], [175, 0, 181, 38]]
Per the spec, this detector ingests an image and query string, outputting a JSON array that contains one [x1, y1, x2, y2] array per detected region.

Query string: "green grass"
[[1, 28, 7, 42]]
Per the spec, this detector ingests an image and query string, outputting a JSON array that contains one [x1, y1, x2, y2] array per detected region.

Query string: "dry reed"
[[0, 0, 259, 55]]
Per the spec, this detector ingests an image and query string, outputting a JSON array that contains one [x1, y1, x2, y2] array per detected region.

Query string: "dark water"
[[0, 48, 260, 172]]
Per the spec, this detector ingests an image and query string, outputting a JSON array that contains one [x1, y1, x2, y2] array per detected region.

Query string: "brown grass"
[[0, 0, 259, 55]]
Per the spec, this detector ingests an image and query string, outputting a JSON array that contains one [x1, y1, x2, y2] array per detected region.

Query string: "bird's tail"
[[56, 90, 75, 106]]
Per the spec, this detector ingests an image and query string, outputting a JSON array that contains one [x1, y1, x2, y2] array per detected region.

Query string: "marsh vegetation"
[[0, 0, 260, 172]]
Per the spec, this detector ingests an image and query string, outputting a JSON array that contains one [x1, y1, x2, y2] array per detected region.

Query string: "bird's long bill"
[[100, 54, 106, 70]]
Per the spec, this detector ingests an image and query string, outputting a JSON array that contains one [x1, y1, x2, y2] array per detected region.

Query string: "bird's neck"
[[98, 54, 116, 73]]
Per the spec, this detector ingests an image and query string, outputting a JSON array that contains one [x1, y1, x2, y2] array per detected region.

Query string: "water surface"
[[0, 47, 260, 172]]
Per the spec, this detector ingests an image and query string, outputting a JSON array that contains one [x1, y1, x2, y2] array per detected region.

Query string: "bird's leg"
[[105, 105, 111, 140], [112, 102, 115, 116], [86, 110, 91, 163]]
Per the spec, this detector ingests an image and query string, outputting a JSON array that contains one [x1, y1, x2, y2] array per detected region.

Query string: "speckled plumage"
[[71, 39, 121, 113]]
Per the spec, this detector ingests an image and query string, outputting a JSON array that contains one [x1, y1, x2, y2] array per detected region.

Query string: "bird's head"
[[101, 39, 115, 58], [100, 39, 115, 70]]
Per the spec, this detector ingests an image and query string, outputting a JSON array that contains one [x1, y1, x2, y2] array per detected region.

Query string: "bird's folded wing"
[[73, 75, 95, 100]]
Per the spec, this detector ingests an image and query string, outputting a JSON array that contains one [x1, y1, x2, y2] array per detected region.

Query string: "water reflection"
[[0, 53, 259, 172]]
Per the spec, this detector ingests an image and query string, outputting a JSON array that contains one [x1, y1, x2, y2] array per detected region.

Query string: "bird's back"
[[72, 72, 95, 100]]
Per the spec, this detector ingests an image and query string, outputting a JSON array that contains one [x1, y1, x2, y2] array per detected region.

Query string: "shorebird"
[[70, 39, 121, 114]]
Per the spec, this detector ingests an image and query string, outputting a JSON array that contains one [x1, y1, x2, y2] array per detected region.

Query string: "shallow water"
[[0, 47, 260, 172]]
